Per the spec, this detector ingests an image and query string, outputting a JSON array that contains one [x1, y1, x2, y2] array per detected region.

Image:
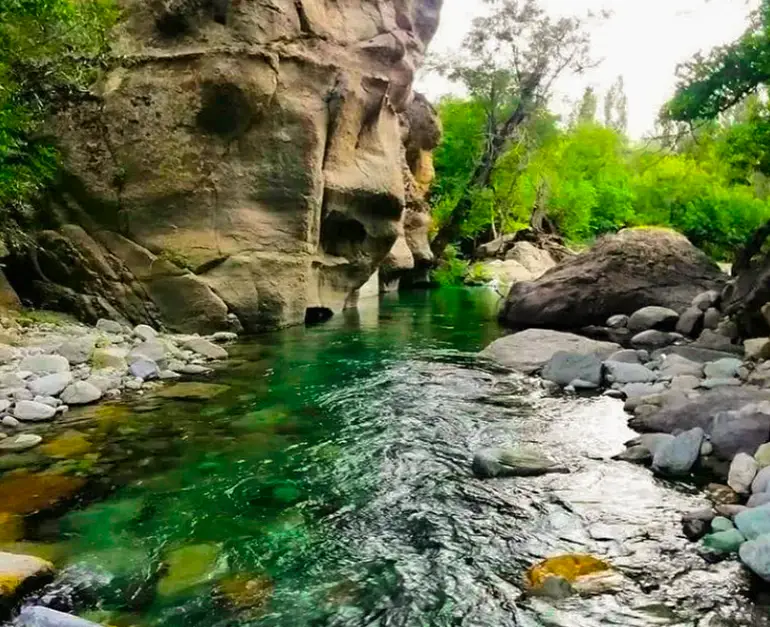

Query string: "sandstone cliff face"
[[10, 0, 442, 333]]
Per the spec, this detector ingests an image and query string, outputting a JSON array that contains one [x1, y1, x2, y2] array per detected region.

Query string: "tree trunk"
[[430, 88, 536, 261]]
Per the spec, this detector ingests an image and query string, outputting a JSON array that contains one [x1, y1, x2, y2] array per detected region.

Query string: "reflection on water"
[[3, 289, 765, 626]]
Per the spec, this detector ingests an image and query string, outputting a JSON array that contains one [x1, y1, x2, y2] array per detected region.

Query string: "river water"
[[3, 289, 767, 626]]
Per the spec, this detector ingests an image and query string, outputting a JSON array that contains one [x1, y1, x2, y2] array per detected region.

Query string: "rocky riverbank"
[[0, 313, 234, 454]]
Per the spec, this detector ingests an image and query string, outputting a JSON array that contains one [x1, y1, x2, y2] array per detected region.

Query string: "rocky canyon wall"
[[7, 0, 442, 333]]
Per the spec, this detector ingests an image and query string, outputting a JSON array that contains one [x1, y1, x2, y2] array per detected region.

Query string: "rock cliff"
[[7, 0, 442, 333]]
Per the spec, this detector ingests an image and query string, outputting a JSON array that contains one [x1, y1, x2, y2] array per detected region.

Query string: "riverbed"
[[3, 289, 766, 626]]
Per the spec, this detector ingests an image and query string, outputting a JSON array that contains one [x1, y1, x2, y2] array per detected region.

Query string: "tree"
[[604, 75, 628, 133], [573, 86, 598, 125], [428, 0, 594, 259]]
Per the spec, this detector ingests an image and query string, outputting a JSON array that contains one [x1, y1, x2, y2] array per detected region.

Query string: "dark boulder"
[[499, 229, 725, 330]]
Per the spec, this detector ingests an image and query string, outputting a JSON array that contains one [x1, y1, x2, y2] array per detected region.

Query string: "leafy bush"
[[464, 263, 494, 286], [432, 245, 470, 286]]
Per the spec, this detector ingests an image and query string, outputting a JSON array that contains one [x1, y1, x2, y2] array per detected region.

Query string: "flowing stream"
[[3, 289, 767, 626]]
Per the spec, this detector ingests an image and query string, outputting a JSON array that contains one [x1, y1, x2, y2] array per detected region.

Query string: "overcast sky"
[[416, 0, 758, 138]]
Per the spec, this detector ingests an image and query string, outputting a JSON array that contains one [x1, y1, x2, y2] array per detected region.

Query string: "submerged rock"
[[703, 529, 745, 554], [0, 434, 42, 452], [525, 554, 618, 599], [472, 447, 569, 479], [478, 329, 619, 374], [156, 382, 230, 401], [157, 543, 225, 597]]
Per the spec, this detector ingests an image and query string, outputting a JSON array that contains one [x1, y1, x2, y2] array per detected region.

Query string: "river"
[[4, 289, 766, 626]]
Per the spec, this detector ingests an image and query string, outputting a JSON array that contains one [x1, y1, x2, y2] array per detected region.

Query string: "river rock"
[[631, 330, 681, 350], [652, 427, 704, 476], [704, 358, 742, 380], [628, 306, 679, 333], [60, 382, 102, 405], [627, 433, 676, 456], [606, 349, 642, 364], [735, 504, 770, 540], [710, 404, 770, 460], [717, 505, 749, 519], [95, 319, 123, 334], [654, 345, 742, 364], [13, 401, 56, 422], [620, 382, 668, 402], [670, 375, 701, 392], [19, 355, 69, 375], [156, 382, 230, 401], [129, 340, 167, 366], [745, 338, 770, 361], [91, 347, 128, 370], [695, 329, 742, 354], [728, 453, 759, 494], [129, 358, 160, 381], [133, 324, 158, 341], [0, 344, 20, 364], [756, 443, 770, 468], [0, 434, 42, 452], [703, 307, 721, 330], [56, 337, 95, 365], [683, 519, 709, 541], [700, 378, 742, 389], [603, 361, 656, 384], [211, 331, 238, 343], [1, 416, 18, 428], [541, 352, 602, 388], [606, 315, 629, 329], [657, 354, 704, 379], [613, 445, 652, 463], [703, 529, 745, 554], [472, 447, 569, 479], [676, 307, 704, 337], [740, 535, 770, 581], [28, 372, 73, 397], [16, 606, 103, 627], [748, 493, 770, 508], [499, 229, 723, 330], [175, 364, 212, 375], [693, 290, 720, 311], [751, 462, 770, 494], [182, 338, 228, 360], [0, 552, 53, 602], [479, 330, 619, 374]]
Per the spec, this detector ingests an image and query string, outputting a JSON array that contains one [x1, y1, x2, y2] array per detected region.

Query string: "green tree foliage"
[[0, 0, 117, 248], [431, 94, 770, 262]]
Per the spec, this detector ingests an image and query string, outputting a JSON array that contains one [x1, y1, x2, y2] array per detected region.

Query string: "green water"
[[7, 289, 762, 626]]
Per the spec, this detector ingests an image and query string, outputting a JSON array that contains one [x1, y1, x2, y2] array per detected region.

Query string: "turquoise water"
[[6, 289, 762, 626]]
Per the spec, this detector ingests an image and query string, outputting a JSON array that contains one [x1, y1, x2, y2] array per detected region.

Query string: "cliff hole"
[[196, 82, 254, 137], [320, 211, 367, 259], [305, 307, 333, 326]]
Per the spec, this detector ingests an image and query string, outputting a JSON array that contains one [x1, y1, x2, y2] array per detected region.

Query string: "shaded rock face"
[[500, 229, 725, 332], [12, 0, 442, 333]]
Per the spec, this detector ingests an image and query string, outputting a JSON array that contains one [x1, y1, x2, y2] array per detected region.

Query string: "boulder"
[[499, 229, 724, 330], [736, 504, 770, 540], [676, 307, 704, 337], [603, 361, 656, 384], [132, 324, 158, 341], [482, 260, 533, 286], [95, 319, 123, 334], [756, 443, 770, 468], [745, 338, 770, 361], [703, 308, 721, 330], [652, 427, 704, 476], [16, 606, 103, 627], [710, 405, 770, 460], [657, 354, 703, 379], [653, 345, 743, 364], [0, 344, 20, 365], [695, 329, 742, 354], [606, 349, 643, 364], [700, 378, 742, 389], [693, 290, 720, 311], [182, 338, 228, 361], [91, 347, 128, 370], [472, 447, 569, 479], [740, 535, 770, 581], [56, 337, 95, 365], [19, 355, 69, 375], [606, 315, 629, 329], [0, 552, 53, 602], [703, 358, 742, 380], [541, 352, 603, 388], [754, 465, 770, 495], [129, 358, 160, 381], [630, 330, 681, 349], [728, 453, 759, 494], [128, 340, 167, 365], [60, 382, 102, 405], [627, 306, 679, 333], [0, 434, 42, 452], [13, 401, 56, 422], [504, 242, 556, 276], [748, 493, 770, 508], [478, 330, 619, 374], [28, 372, 73, 397], [702, 529, 745, 554]]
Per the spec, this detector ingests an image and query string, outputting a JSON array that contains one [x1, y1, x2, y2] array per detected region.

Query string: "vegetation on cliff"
[[0, 0, 116, 248]]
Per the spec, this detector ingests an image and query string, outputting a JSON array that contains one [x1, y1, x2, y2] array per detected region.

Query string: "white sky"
[[416, 0, 759, 138]]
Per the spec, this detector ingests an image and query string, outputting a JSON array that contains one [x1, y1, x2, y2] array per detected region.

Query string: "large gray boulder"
[[499, 229, 725, 330], [603, 361, 656, 384], [627, 306, 679, 333], [542, 352, 603, 387], [478, 329, 619, 374], [16, 606, 102, 627]]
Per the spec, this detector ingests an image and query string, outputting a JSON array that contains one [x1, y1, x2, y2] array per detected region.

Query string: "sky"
[[416, 0, 759, 138]]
